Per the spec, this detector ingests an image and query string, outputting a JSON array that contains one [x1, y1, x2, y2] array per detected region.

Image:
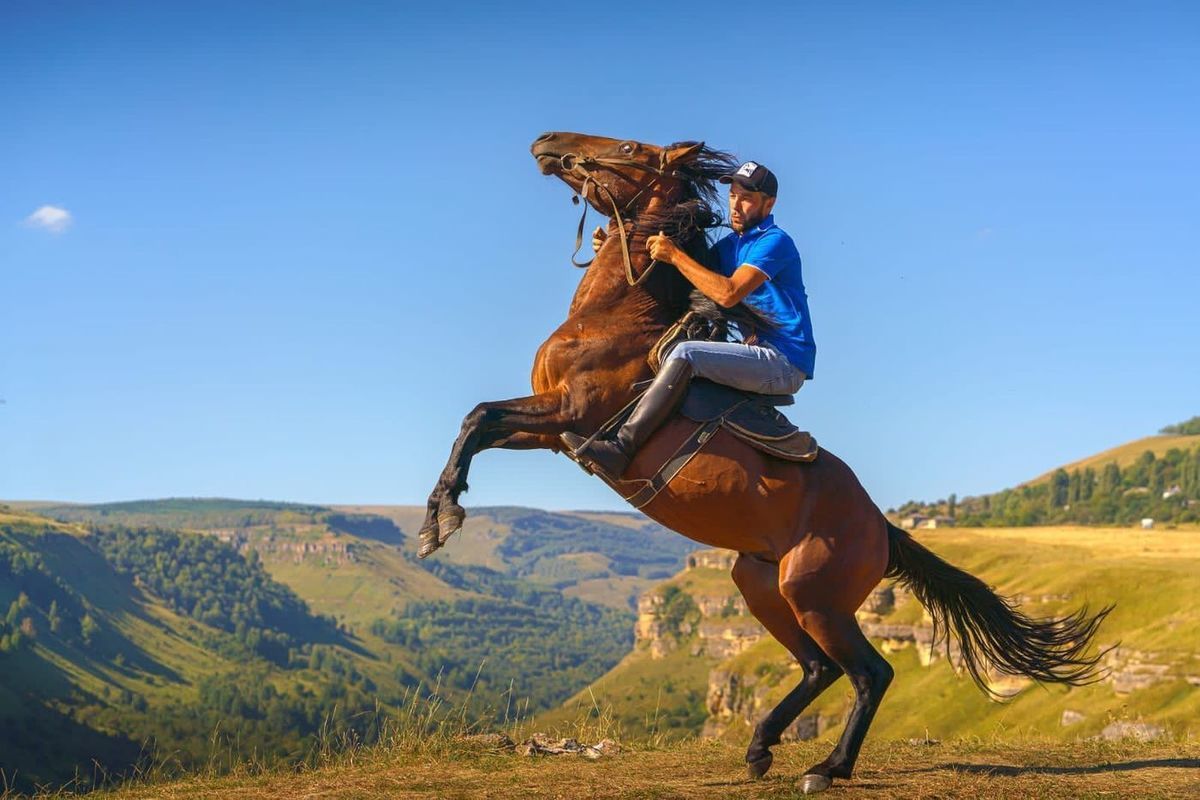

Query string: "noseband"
[[561, 151, 679, 287]]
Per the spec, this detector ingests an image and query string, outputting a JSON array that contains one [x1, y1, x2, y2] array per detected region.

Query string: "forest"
[[378, 557, 633, 715]]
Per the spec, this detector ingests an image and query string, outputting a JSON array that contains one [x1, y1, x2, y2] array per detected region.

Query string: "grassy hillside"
[[900, 432, 1200, 527], [20, 499, 459, 617], [338, 504, 700, 610], [539, 527, 1200, 747], [0, 508, 385, 792], [1028, 433, 1200, 484], [0, 501, 653, 791], [537, 637, 718, 739], [21, 499, 696, 616], [535, 560, 736, 739]]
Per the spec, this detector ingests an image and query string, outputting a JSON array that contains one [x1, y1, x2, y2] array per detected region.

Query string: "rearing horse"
[[419, 132, 1109, 794]]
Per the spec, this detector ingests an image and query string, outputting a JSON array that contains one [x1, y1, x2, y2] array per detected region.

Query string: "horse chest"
[[531, 317, 658, 395]]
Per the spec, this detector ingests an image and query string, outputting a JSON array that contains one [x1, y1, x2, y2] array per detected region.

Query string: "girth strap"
[[620, 417, 723, 509]]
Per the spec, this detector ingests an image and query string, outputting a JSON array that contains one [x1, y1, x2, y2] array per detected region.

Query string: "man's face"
[[728, 184, 776, 234]]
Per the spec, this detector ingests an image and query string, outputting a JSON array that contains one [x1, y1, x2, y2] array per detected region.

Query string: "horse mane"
[[634, 142, 738, 243], [633, 142, 779, 334], [686, 290, 780, 340]]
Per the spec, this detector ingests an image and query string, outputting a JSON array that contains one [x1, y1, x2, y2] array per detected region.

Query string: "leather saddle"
[[643, 310, 817, 462], [674, 378, 818, 462], [563, 378, 818, 509]]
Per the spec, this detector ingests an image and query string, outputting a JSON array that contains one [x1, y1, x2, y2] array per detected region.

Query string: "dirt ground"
[[98, 738, 1200, 800]]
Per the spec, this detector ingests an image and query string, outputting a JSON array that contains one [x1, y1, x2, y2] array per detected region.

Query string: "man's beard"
[[730, 211, 764, 234]]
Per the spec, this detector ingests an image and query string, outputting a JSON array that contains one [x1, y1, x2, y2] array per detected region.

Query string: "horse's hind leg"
[[781, 602, 894, 794], [731, 554, 843, 779]]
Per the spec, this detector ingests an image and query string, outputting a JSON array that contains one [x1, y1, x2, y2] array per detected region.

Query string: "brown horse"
[[419, 132, 1109, 794]]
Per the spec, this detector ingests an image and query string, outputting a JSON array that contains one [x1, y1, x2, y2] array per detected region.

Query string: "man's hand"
[[591, 225, 607, 254], [648, 231, 682, 264]]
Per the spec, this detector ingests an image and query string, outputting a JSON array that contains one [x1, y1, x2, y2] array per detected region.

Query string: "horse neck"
[[566, 201, 691, 324]]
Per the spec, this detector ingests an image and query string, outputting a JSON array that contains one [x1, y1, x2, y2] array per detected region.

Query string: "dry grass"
[[88, 738, 1200, 799], [923, 524, 1200, 560]]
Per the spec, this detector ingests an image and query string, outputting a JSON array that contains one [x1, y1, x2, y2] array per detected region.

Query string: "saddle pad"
[[725, 425, 818, 462]]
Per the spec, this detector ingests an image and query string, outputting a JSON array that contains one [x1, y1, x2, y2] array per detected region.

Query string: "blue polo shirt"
[[713, 215, 816, 378]]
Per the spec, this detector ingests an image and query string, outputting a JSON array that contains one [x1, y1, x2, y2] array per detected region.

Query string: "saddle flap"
[[724, 400, 800, 441], [680, 379, 792, 423], [679, 379, 818, 463]]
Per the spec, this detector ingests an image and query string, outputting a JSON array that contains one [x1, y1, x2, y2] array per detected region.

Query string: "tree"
[[1183, 449, 1200, 497], [1050, 469, 1070, 509], [1126, 451, 1156, 487], [1100, 463, 1122, 495], [1082, 467, 1097, 500], [1160, 416, 1200, 435]]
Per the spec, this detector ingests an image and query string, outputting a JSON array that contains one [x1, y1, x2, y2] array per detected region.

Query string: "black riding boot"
[[571, 358, 694, 480]]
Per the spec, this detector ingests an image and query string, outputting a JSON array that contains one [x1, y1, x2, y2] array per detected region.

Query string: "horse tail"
[[884, 522, 1112, 696]]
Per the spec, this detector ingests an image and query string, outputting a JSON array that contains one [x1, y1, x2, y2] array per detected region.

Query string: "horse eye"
[[620, 141, 636, 154]]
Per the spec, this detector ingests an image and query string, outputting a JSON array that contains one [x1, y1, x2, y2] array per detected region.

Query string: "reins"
[[563, 151, 679, 287]]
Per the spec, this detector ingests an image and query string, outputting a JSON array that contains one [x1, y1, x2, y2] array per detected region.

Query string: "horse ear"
[[664, 141, 705, 166]]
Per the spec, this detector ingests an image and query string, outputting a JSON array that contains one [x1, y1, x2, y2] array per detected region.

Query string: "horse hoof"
[[800, 773, 832, 795], [437, 503, 466, 543], [417, 523, 441, 559], [746, 752, 773, 780]]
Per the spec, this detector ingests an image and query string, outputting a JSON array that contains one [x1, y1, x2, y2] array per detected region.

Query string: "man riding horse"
[[570, 160, 815, 481], [420, 132, 1108, 794]]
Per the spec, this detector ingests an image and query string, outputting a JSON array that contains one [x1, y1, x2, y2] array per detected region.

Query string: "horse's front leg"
[[420, 391, 572, 558]]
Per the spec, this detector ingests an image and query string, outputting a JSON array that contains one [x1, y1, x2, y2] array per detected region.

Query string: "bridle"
[[559, 150, 681, 287]]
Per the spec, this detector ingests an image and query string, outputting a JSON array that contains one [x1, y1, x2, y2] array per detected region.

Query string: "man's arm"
[[648, 232, 767, 308]]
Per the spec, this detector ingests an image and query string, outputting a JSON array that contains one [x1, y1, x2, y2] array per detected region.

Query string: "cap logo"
[[736, 161, 759, 178]]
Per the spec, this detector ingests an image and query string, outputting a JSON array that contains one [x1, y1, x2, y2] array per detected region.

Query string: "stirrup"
[[560, 432, 629, 481], [560, 432, 596, 475]]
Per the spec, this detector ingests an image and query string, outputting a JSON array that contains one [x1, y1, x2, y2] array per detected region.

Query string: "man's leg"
[[567, 356, 694, 480], [567, 341, 804, 480], [669, 340, 806, 395]]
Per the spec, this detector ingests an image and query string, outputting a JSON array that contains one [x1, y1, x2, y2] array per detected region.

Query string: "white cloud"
[[23, 205, 73, 234]]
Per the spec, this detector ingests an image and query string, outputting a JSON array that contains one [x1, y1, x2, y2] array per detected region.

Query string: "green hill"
[[337, 504, 700, 610], [24, 499, 700, 612], [0, 500, 687, 792], [895, 428, 1200, 527], [539, 529, 1200, 746], [536, 553, 740, 739], [0, 508, 384, 792], [1027, 433, 1200, 485]]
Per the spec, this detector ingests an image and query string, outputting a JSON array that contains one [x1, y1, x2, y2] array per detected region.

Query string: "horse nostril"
[[535, 131, 555, 143]]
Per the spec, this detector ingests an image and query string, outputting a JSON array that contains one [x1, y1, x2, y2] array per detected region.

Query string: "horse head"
[[530, 132, 735, 226]]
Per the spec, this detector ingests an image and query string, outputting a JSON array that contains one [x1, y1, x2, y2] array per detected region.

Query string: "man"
[[572, 160, 815, 481]]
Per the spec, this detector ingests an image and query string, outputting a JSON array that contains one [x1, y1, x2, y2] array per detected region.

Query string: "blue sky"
[[3, 1, 1198, 513]]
